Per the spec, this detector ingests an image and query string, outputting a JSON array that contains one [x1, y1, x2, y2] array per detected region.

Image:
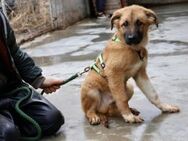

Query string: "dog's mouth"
[[124, 33, 143, 45]]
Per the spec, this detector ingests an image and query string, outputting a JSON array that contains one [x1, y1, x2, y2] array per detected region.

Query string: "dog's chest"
[[126, 61, 143, 77]]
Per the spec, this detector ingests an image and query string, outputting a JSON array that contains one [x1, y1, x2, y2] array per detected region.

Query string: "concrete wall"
[[49, 0, 89, 29]]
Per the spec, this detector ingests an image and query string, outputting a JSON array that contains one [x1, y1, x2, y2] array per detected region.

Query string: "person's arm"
[[6, 25, 45, 88], [5, 15, 62, 92]]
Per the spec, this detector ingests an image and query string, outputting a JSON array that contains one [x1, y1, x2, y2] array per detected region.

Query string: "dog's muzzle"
[[125, 33, 143, 45]]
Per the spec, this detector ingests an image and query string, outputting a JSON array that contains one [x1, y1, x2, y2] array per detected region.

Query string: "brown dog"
[[81, 5, 180, 125]]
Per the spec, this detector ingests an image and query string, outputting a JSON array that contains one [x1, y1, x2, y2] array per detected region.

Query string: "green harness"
[[90, 34, 120, 74], [90, 53, 105, 75], [112, 34, 121, 43]]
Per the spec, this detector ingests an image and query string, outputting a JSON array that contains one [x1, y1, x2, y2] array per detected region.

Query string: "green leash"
[[41, 35, 122, 95], [41, 54, 106, 95], [41, 67, 90, 95], [7, 86, 42, 141]]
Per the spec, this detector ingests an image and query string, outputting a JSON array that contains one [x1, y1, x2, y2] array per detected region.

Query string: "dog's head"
[[111, 5, 158, 46]]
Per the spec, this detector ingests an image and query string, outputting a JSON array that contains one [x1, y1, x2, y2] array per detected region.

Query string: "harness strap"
[[90, 35, 121, 74], [112, 34, 121, 43], [98, 53, 105, 68], [90, 63, 101, 74], [98, 54, 103, 64], [90, 53, 105, 75]]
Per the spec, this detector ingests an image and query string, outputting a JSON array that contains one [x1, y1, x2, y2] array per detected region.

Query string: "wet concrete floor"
[[22, 3, 188, 141]]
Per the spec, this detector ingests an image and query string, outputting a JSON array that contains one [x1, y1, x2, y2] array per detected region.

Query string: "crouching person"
[[0, 8, 64, 141]]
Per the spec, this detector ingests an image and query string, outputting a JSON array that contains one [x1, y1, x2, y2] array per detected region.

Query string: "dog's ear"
[[144, 9, 158, 28], [111, 11, 121, 30]]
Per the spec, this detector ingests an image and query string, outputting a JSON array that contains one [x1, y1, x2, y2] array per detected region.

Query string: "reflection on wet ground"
[[21, 2, 188, 141]]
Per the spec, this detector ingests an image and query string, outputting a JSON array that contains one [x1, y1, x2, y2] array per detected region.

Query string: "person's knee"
[[49, 108, 64, 126], [41, 108, 64, 136], [0, 121, 20, 141]]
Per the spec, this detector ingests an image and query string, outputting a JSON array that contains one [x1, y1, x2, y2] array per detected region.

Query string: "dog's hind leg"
[[98, 113, 109, 128], [107, 102, 121, 116], [81, 89, 102, 125]]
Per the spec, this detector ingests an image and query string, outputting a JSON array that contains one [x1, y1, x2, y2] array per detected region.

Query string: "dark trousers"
[[96, 0, 106, 13], [0, 87, 64, 141]]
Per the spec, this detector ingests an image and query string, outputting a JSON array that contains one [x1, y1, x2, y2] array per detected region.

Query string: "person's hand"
[[40, 77, 63, 94]]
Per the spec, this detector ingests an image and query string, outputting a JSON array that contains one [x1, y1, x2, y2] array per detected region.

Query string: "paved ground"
[[22, 3, 188, 141]]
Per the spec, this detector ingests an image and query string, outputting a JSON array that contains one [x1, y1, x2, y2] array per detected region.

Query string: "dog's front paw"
[[88, 115, 101, 125], [160, 103, 180, 113], [122, 114, 144, 123]]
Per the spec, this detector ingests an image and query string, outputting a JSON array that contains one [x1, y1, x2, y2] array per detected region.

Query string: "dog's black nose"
[[126, 34, 138, 45], [125, 31, 143, 45]]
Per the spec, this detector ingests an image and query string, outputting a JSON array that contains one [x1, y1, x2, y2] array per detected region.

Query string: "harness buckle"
[[101, 63, 105, 69], [84, 67, 90, 72], [79, 67, 91, 76]]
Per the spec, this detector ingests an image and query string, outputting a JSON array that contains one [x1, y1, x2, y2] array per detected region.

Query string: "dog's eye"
[[123, 21, 129, 27], [136, 20, 143, 26]]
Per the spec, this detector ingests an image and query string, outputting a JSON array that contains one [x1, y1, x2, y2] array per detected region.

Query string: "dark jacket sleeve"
[[6, 19, 45, 88]]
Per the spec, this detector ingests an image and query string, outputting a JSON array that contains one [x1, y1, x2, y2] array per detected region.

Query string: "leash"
[[41, 66, 91, 95], [41, 53, 105, 95], [6, 86, 42, 141], [41, 34, 144, 95], [40, 35, 123, 95]]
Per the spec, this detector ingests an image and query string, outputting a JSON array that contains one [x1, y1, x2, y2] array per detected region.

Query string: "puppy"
[[81, 5, 180, 125]]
